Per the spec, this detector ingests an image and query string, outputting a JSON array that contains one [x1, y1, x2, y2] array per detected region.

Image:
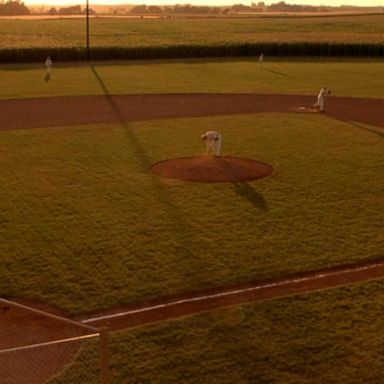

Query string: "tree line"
[[2, 0, 379, 16], [0, 1, 30, 15]]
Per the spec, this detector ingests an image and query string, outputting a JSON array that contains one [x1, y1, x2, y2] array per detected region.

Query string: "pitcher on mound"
[[201, 131, 222, 156]]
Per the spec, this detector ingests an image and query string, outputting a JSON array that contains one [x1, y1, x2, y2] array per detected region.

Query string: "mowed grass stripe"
[[0, 60, 383, 100]]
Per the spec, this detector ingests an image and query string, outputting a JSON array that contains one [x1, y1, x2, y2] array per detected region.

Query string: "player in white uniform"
[[313, 86, 331, 112], [201, 131, 222, 156], [44, 56, 52, 82]]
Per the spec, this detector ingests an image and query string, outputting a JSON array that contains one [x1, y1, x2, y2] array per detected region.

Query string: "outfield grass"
[[1, 14, 384, 49], [1, 60, 384, 100]]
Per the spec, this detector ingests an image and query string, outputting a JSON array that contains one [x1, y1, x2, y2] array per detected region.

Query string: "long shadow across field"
[[90, 66, 152, 171], [90, 66, 210, 270], [1, 94, 384, 131], [327, 113, 384, 138]]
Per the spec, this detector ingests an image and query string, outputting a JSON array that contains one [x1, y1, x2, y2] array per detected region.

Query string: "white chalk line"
[[0, 333, 99, 354], [82, 261, 384, 324]]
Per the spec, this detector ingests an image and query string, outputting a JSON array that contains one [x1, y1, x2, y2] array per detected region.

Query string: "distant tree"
[[130, 4, 147, 14], [231, 3, 251, 12], [58, 5, 81, 15], [0, 1, 30, 15], [168, 4, 214, 14], [147, 5, 162, 14], [82, 7, 96, 15], [47, 7, 57, 15]]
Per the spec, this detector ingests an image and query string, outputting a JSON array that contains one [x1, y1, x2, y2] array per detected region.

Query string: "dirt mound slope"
[[151, 155, 274, 182]]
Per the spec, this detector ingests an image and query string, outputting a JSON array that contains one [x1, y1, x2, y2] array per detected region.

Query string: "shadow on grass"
[[91, 65, 152, 170], [90, 66, 202, 256], [328, 113, 384, 138], [265, 68, 293, 78], [233, 182, 268, 211]]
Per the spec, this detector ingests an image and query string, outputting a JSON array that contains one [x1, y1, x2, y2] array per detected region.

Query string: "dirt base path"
[[79, 259, 384, 331], [1, 93, 384, 131]]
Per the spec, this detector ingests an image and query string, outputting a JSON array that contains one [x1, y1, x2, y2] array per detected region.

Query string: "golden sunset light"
[[21, 0, 384, 6]]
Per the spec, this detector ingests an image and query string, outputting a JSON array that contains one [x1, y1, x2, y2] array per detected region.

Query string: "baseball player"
[[201, 131, 222, 156], [313, 86, 331, 112], [45, 56, 52, 82], [258, 53, 264, 65]]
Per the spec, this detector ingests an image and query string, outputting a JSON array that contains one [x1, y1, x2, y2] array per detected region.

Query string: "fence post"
[[99, 327, 110, 384]]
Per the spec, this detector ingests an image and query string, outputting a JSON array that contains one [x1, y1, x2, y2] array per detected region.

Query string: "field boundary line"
[[81, 259, 384, 330]]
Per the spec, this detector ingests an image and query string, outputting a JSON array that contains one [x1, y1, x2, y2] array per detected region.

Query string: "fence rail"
[[0, 299, 109, 384]]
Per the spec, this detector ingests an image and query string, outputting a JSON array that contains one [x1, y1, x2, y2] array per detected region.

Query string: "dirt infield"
[[0, 299, 98, 384], [0, 93, 384, 131], [1, 92, 383, 378]]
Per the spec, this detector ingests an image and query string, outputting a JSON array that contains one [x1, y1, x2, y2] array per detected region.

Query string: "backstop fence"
[[0, 299, 109, 384]]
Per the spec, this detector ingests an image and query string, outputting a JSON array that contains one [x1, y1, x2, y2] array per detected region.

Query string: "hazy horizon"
[[22, 0, 384, 8]]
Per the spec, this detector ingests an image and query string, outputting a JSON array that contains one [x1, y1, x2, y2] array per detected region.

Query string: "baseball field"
[[1, 58, 383, 383]]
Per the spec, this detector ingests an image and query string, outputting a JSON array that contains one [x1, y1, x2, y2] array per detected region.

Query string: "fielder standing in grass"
[[258, 53, 264, 66], [313, 86, 331, 112], [44, 56, 52, 82], [201, 131, 222, 156]]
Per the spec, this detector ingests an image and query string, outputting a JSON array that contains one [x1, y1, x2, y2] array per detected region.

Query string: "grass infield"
[[0, 60, 383, 382], [1, 112, 382, 313], [52, 278, 384, 383], [108, 278, 384, 383]]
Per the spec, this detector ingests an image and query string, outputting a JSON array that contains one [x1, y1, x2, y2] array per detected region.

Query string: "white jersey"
[[318, 87, 328, 98], [204, 131, 221, 142], [45, 57, 52, 68], [201, 131, 222, 156], [314, 87, 330, 111]]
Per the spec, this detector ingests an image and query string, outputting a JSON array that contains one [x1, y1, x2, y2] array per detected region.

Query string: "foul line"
[[82, 261, 384, 324], [0, 333, 99, 354]]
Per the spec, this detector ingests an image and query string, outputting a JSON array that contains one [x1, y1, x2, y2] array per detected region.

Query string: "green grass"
[[1, 60, 384, 100], [1, 59, 383, 383], [1, 113, 382, 314], [53, 278, 384, 383], [108, 278, 384, 383], [1, 14, 384, 49]]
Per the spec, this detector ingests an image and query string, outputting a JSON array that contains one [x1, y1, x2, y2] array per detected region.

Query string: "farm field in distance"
[[0, 13, 383, 48]]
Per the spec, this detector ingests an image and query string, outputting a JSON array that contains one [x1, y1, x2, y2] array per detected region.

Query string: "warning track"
[[0, 93, 384, 131]]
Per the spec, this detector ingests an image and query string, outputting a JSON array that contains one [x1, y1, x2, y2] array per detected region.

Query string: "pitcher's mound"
[[151, 156, 273, 183]]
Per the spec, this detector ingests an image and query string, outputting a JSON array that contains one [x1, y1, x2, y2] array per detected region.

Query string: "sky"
[[23, 0, 384, 7]]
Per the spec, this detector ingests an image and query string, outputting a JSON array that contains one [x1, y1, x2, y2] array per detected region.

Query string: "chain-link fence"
[[0, 299, 109, 384]]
